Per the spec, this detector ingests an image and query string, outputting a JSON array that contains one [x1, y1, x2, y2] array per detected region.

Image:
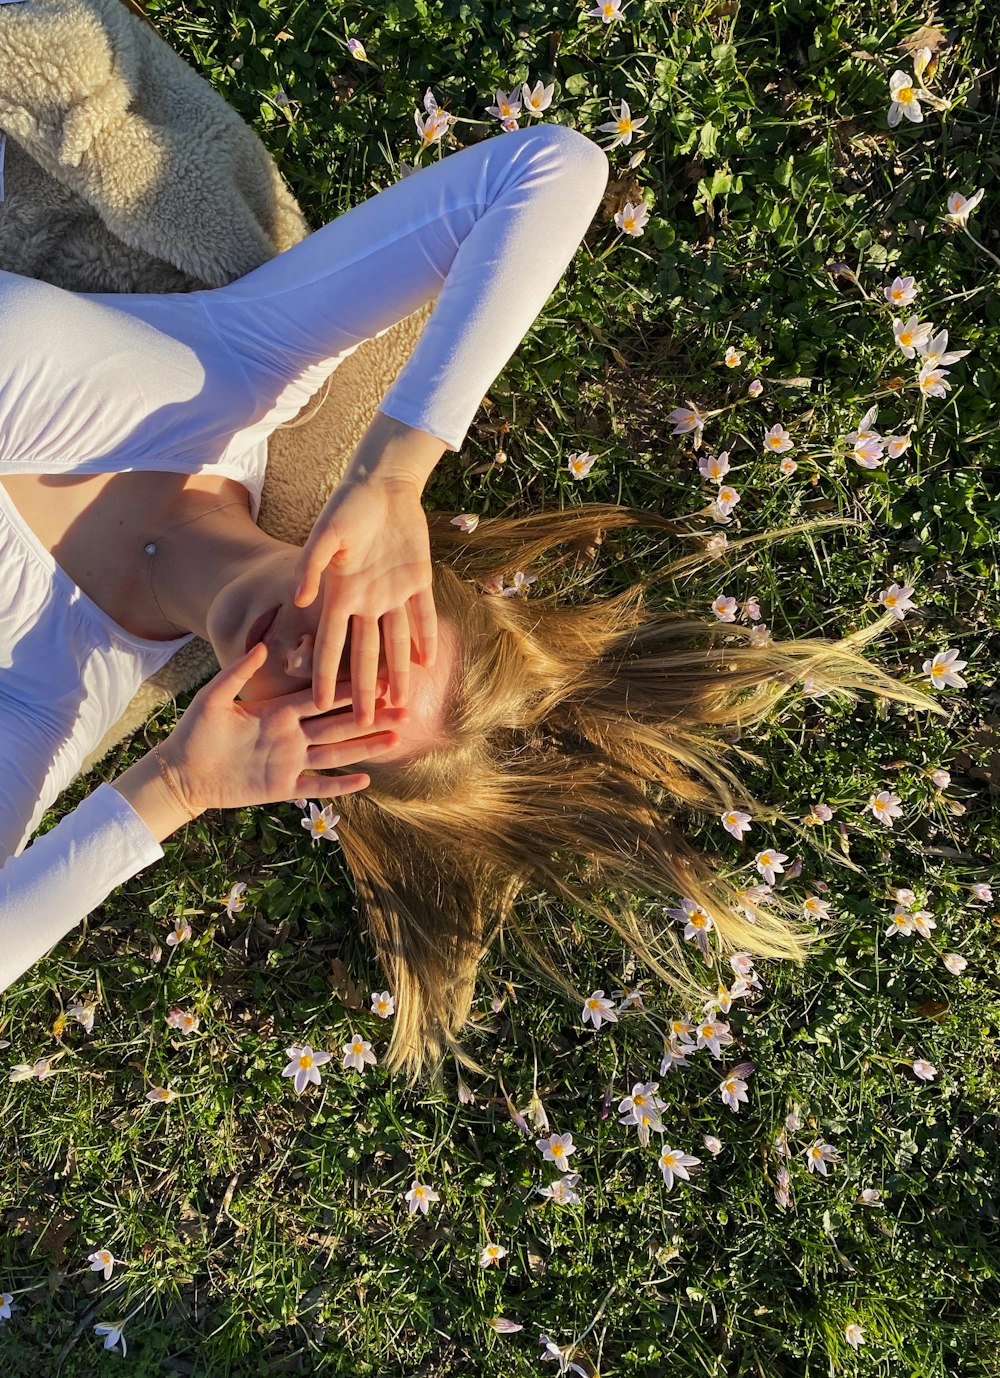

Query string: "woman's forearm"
[[110, 748, 205, 845], [340, 409, 448, 494]]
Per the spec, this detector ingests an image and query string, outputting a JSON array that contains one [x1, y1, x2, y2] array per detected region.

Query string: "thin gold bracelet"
[[153, 743, 200, 822]]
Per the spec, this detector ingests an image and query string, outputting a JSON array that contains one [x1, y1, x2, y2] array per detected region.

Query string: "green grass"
[[2, 0, 999, 1373]]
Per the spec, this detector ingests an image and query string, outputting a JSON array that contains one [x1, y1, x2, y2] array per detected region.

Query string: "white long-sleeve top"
[[0, 122, 610, 993]]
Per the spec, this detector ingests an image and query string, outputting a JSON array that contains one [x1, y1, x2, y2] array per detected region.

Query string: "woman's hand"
[[290, 475, 438, 724], [161, 640, 408, 814]]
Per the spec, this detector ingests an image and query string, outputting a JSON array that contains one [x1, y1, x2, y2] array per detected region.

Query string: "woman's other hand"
[[290, 473, 437, 724], [162, 641, 408, 814]]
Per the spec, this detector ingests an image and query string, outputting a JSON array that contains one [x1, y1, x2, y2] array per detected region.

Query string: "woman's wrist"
[[111, 747, 205, 845], [341, 409, 447, 493]]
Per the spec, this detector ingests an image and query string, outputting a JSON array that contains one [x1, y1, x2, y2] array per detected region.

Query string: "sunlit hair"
[[321, 505, 945, 1085]]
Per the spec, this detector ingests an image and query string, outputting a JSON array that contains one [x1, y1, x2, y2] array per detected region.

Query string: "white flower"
[[413, 109, 449, 150], [749, 623, 773, 646], [888, 69, 926, 127], [87, 1249, 117, 1281], [944, 187, 985, 227], [501, 570, 538, 597], [917, 328, 970, 369], [703, 1134, 723, 1156], [922, 647, 968, 689], [165, 916, 192, 947], [67, 1000, 98, 1033], [537, 1131, 576, 1166], [489, 1316, 524, 1333], [724, 346, 742, 368], [886, 908, 916, 939], [567, 451, 598, 479], [719, 1075, 749, 1112], [666, 404, 705, 435], [929, 767, 951, 789], [94, 1322, 127, 1356], [845, 1323, 866, 1350], [721, 809, 752, 841], [535, 1172, 583, 1205], [450, 513, 479, 533], [917, 361, 952, 399], [695, 1018, 734, 1059], [712, 595, 738, 623], [404, 1180, 440, 1215], [699, 450, 731, 482], [346, 37, 368, 62], [969, 881, 994, 903], [146, 1085, 176, 1103], [485, 88, 522, 123], [885, 275, 918, 307], [785, 1111, 802, 1131], [803, 895, 832, 920], [657, 1145, 701, 1190], [342, 1035, 377, 1073], [478, 1242, 508, 1268], [763, 423, 793, 453], [869, 790, 904, 829], [754, 848, 788, 886], [597, 97, 649, 149], [942, 952, 968, 975], [778, 457, 798, 478], [774, 1165, 792, 1209], [281, 1044, 332, 1094], [805, 1139, 839, 1176], [666, 898, 715, 958], [893, 315, 934, 358], [910, 909, 937, 939], [618, 1082, 666, 1141], [224, 881, 248, 917], [581, 989, 619, 1030], [587, 0, 626, 22], [880, 582, 917, 620], [858, 1188, 883, 1206], [886, 433, 912, 458], [521, 79, 555, 115], [614, 200, 650, 236], [165, 1008, 200, 1035], [301, 803, 341, 843], [712, 484, 740, 518], [371, 990, 396, 1018], [912, 1058, 938, 1081], [748, 378, 764, 397]]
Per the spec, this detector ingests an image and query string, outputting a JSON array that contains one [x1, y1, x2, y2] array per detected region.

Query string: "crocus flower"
[[713, 484, 740, 518], [778, 457, 798, 477], [805, 1139, 839, 1175], [404, 1180, 440, 1215], [479, 1242, 508, 1268], [94, 1323, 127, 1356], [223, 881, 248, 917], [886, 909, 916, 938], [944, 188, 984, 227], [567, 451, 598, 479], [703, 1134, 723, 1156], [618, 1082, 666, 1131], [857, 1188, 883, 1206], [346, 38, 368, 62], [910, 909, 937, 939], [942, 952, 968, 975], [67, 1000, 98, 1033], [922, 648, 968, 689], [913, 1059, 938, 1081], [885, 275, 918, 307], [301, 803, 341, 842], [489, 1317, 524, 1333], [657, 1145, 701, 1190], [413, 109, 449, 150], [88, 1249, 117, 1281], [282, 1044, 332, 1094], [887, 70, 926, 126], [869, 791, 904, 829], [917, 329, 970, 369], [748, 379, 764, 397], [597, 97, 649, 149], [763, 423, 793, 453], [720, 1075, 749, 1112], [774, 1165, 792, 1208], [845, 1323, 866, 1350], [721, 809, 752, 841], [968, 882, 993, 904], [501, 571, 537, 597], [754, 848, 788, 886], [537, 1132, 576, 1167], [667, 898, 715, 958], [894, 315, 934, 358], [521, 80, 555, 115], [712, 595, 738, 622], [699, 451, 731, 482], [880, 582, 917, 619], [724, 346, 742, 367], [587, 0, 626, 22], [165, 1009, 199, 1035], [581, 990, 619, 1030], [165, 917, 192, 947], [338, 1036, 375, 1075], [371, 991, 396, 1018], [146, 1086, 176, 1103], [695, 1019, 734, 1059], [615, 200, 650, 236], [803, 895, 832, 920], [450, 513, 479, 533], [666, 404, 705, 435], [535, 1173, 583, 1205], [0, 1292, 12, 1321], [917, 362, 952, 398], [485, 88, 522, 123], [929, 767, 951, 789]]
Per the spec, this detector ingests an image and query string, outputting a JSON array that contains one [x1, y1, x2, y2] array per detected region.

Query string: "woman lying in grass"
[[0, 121, 942, 1083]]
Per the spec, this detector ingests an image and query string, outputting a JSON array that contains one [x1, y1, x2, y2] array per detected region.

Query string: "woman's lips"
[[245, 604, 280, 654]]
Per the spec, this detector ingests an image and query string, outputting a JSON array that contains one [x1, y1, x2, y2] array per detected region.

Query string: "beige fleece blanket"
[[0, 0, 433, 782]]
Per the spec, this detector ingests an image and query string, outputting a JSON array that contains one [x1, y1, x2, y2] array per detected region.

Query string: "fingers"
[[351, 614, 382, 728], [409, 586, 439, 670], [380, 607, 412, 708], [312, 599, 351, 715], [207, 641, 268, 703], [293, 524, 344, 609], [305, 729, 403, 772], [302, 704, 408, 745]]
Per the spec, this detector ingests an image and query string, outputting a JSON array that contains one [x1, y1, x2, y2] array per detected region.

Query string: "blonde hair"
[[322, 504, 945, 1085]]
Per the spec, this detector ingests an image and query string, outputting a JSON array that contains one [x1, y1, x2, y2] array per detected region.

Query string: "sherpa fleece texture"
[[0, 0, 433, 781]]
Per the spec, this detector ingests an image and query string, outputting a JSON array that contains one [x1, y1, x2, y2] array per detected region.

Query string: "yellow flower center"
[[552, 1143, 564, 1156], [299, 1055, 314, 1069], [315, 819, 327, 831], [899, 331, 913, 347], [692, 914, 705, 927], [618, 119, 632, 133], [898, 85, 914, 103], [885, 594, 897, 605], [768, 437, 781, 448], [761, 853, 772, 865], [623, 215, 635, 230], [352, 1042, 363, 1053], [634, 1094, 647, 1107], [663, 1153, 676, 1167]]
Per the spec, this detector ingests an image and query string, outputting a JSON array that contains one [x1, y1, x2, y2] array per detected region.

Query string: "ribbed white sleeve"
[[0, 782, 165, 993]]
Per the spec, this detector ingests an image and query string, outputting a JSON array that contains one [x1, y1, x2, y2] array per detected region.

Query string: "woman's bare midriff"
[[0, 470, 251, 641]]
